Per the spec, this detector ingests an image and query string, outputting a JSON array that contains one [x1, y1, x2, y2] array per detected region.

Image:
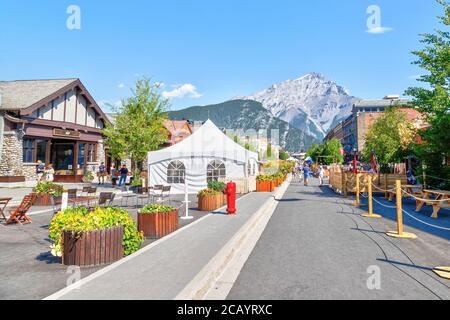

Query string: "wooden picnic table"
[[416, 189, 450, 219], [387, 184, 423, 201], [0, 197, 12, 221]]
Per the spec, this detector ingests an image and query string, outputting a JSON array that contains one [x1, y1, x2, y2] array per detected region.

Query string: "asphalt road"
[[227, 179, 450, 300]]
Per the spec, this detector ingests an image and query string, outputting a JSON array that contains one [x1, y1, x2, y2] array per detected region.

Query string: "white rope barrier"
[[401, 189, 450, 203], [371, 197, 397, 209], [401, 208, 450, 231]]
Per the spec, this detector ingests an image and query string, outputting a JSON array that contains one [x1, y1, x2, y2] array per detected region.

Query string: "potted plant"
[[138, 204, 179, 239], [198, 188, 223, 211], [33, 181, 64, 206], [49, 207, 143, 267], [82, 170, 95, 185], [208, 180, 227, 205], [256, 174, 275, 192]]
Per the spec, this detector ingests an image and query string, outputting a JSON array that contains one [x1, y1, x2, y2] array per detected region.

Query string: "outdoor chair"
[[81, 186, 91, 197], [67, 189, 78, 199], [150, 185, 163, 203], [160, 186, 172, 205], [5, 193, 36, 225], [98, 192, 116, 207], [120, 186, 136, 207], [136, 187, 149, 207]]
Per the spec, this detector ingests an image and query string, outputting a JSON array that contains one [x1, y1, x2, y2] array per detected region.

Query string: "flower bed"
[[138, 204, 179, 239], [49, 207, 143, 266], [33, 182, 64, 206]]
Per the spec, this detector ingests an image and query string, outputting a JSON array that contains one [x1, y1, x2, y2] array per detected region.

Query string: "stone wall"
[[0, 130, 24, 177]]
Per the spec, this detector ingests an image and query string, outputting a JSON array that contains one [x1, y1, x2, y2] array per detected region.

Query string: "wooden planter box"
[[138, 210, 179, 239], [33, 194, 61, 206], [198, 194, 224, 211], [62, 226, 124, 267], [256, 180, 274, 192]]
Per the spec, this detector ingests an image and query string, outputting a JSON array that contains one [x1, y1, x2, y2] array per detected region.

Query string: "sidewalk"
[[46, 191, 274, 300]]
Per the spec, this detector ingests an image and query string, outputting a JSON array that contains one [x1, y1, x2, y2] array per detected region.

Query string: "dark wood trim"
[[74, 91, 78, 126], [19, 79, 111, 126], [63, 92, 67, 122], [0, 176, 26, 183], [24, 118, 102, 134], [45, 140, 52, 165], [74, 141, 79, 180], [51, 100, 54, 120]]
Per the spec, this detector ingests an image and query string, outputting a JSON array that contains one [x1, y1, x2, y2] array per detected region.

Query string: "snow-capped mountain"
[[237, 73, 359, 140]]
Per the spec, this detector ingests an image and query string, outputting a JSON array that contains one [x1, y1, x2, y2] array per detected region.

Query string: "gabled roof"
[[148, 119, 259, 164], [0, 78, 110, 124], [0, 79, 77, 110]]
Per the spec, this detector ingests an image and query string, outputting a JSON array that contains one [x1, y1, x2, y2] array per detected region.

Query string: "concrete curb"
[[175, 176, 291, 300]]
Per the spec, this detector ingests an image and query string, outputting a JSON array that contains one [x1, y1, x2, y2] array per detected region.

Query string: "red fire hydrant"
[[223, 181, 237, 215]]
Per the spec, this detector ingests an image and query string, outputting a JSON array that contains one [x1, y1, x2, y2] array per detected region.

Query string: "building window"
[[87, 144, 96, 162], [167, 161, 185, 184], [207, 160, 226, 182], [22, 139, 34, 163], [78, 143, 86, 169], [36, 140, 47, 163], [247, 161, 251, 176]]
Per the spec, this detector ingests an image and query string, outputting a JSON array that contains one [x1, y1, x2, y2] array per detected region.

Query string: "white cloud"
[[118, 83, 125, 89], [366, 26, 394, 34], [162, 83, 202, 99], [408, 75, 421, 80]]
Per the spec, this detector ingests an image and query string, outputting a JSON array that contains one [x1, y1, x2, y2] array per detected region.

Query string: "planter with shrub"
[[49, 207, 143, 267], [33, 182, 64, 206], [208, 180, 227, 206], [198, 188, 224, 211], [256, 175, 275, 192], [138, 204, 179, 239], [82, 170, 95, 185]]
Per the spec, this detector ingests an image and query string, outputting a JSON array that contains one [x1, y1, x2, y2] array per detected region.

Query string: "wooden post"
[[355, 173, 360, 207], [396, 180, 404, 235], [386, 180, 417, 239], [342, 169, 347, 197], [361, 175, 381, 218], [384, 173, 388, 199]]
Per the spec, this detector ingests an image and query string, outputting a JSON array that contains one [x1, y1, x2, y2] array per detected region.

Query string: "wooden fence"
[[328, 165, 407, 196], [219, 176, 256, 194]]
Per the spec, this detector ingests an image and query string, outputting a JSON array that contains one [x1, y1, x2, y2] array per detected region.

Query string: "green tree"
[[306, 139, 343, 164], [102, 78, 169, 173], [363, 107, 416, 164], [279, 150, 289, 161], [404, 0, 450, 188]]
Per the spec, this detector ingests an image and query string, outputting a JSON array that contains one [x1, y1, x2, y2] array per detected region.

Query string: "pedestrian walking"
[[110, 163, 118, 187], [303, 165, 310, 186], [98, 162, 106, 185], [318, 165, 325, 186], [119, 164, 129, 187], [36, 160, 45, 182], [45, 163, 55, 182]]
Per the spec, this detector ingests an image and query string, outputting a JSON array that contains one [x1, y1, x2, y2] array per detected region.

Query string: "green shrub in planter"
[[256, 174, 275, 182], [141, 204, 176, 214], [33, 181, 64, 197], [82, 170, 95, 183], [49, 206, 144, 257], [198, 188, 221, 197], [208, 180, 227, 192]]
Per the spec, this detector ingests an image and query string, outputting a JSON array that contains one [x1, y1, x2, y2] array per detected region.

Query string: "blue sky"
[[0, 0, 444, 111]]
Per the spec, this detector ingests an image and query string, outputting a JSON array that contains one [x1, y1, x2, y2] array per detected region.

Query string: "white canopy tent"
[[147, 120, 259, 194]]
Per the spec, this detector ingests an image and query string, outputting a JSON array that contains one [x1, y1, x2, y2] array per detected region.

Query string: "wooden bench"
[[416, 190, 450, 219]]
